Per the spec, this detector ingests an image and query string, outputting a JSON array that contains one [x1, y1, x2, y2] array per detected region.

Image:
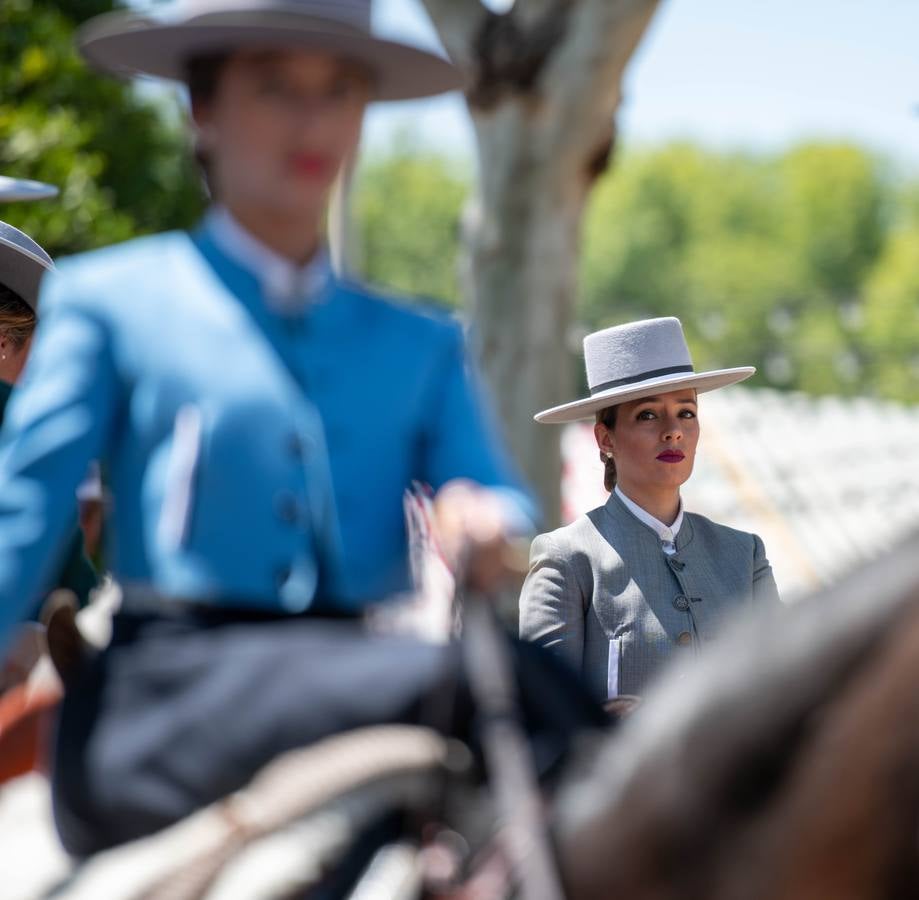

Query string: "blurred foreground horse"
[[41, 533, 919, 898], [555, 533, 919, 900]]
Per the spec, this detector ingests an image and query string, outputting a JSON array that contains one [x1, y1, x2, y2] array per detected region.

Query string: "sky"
[[134, 0, 919, 168], [364, 0, 919, 168]]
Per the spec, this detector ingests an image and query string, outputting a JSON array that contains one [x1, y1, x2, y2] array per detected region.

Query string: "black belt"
[[116, 590, 361, 630]]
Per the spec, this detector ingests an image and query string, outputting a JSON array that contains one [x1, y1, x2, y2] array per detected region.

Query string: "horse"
[[22, 534, 919, 898]]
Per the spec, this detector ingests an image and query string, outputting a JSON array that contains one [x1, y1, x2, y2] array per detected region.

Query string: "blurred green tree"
[[353, 148, 468, 307], [778, 143, 889, 298], [579, 141, 900, 399], [861, 225, 919, 400], [0, 0, 205, 257]]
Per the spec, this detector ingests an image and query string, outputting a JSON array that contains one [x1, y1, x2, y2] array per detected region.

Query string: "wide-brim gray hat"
[[535, 317, 755, 424], [78, 0, 462, 101], [0, 176, 58, 203], [0, 221, 54, 311]]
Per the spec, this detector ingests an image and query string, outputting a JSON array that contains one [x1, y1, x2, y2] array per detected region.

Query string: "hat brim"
[[534, 367, 756, 424], [78, 12, 463, 101], [0, 177, 58, 203], [0, 233, 53, 311]]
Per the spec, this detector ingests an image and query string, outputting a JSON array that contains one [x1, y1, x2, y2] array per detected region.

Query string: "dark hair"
[[0, 282, 36, 349], [185, 54, 231, 193], [186, 53, 230, 107], [596, 405, 618, 492]]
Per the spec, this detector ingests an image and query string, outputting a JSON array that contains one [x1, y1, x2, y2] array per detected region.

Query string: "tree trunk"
[[463, 125, 586, 526], [422, 0, 660, 526]]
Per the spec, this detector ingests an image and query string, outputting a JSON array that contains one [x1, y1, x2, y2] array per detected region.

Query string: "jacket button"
[[288, 432, 312, 459], [288, 433, 303, 458], [283, 316, 306, 335], [274, 492, 300, 524], [673, 595, 690, 612], [676, 631, 693, 647]]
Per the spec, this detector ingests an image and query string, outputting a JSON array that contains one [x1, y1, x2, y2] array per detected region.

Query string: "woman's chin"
[[241, 181, 330, 221], [647, 467, 693, 490], [283, 174, 336, 204]]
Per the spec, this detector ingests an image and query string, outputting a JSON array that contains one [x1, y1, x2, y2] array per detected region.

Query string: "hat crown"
[[177, 0, 371, 30], [583, 317, 694, 394]]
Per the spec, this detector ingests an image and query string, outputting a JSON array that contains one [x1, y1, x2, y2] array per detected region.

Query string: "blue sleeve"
[[420, 321, 539, 530], [0, 270, 118, 650]]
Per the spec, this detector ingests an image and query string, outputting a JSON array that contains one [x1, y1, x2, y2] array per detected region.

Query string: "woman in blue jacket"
[[0, 0, 599, 856]]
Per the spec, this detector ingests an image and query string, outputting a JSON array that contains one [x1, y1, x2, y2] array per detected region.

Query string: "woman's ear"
[[189, 93, 208, 130], [594, 422, 615, 459], [189, 96, 218, 148]]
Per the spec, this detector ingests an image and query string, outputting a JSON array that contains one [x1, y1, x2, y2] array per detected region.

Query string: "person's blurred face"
[[192, 50, 371, 222], [594, 390, 699, 496]]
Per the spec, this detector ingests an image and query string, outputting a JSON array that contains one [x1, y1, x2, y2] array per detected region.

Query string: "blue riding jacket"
[[0, 223, 533, 646]]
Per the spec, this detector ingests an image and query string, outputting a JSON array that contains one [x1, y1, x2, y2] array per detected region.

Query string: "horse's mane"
[[555, 533, 919, 900]]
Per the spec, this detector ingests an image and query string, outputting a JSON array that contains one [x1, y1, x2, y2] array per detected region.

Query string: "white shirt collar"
[[206, 206, 331, 313], [614, 485, 684, 554]]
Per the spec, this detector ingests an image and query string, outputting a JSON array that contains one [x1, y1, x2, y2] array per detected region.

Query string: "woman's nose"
[[662, 419, 683, 440]]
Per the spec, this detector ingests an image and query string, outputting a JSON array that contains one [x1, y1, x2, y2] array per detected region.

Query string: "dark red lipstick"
[[656, 450, 685, 463], [288, 153, 333, 179]]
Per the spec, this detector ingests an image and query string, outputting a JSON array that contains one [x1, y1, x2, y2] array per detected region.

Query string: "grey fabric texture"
[[519, 491, 781, 700]]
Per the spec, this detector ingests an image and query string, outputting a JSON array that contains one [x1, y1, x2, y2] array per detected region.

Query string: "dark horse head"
[[554, 534, 919, 900]]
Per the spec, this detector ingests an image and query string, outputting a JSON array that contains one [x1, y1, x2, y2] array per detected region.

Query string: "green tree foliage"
[[861, 226, 919, 399], [580, 141, 906, 399], [0, 0, 205, 257], [353, 148, 468, 307], [778, 144, 888, 297]]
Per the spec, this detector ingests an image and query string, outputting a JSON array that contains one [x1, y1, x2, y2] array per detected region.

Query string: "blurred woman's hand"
[[433, 480, 527, 592]]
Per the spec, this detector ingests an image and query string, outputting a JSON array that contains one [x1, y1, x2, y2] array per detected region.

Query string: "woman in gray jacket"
[[520, 317, 780, 701]]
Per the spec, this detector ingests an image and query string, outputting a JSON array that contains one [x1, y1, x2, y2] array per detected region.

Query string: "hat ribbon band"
[[590, 364, 695, 396]]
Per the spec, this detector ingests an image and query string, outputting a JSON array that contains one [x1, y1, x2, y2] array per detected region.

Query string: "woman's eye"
[[637, 410, 656, 421], [679, 409, 696, 419]]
